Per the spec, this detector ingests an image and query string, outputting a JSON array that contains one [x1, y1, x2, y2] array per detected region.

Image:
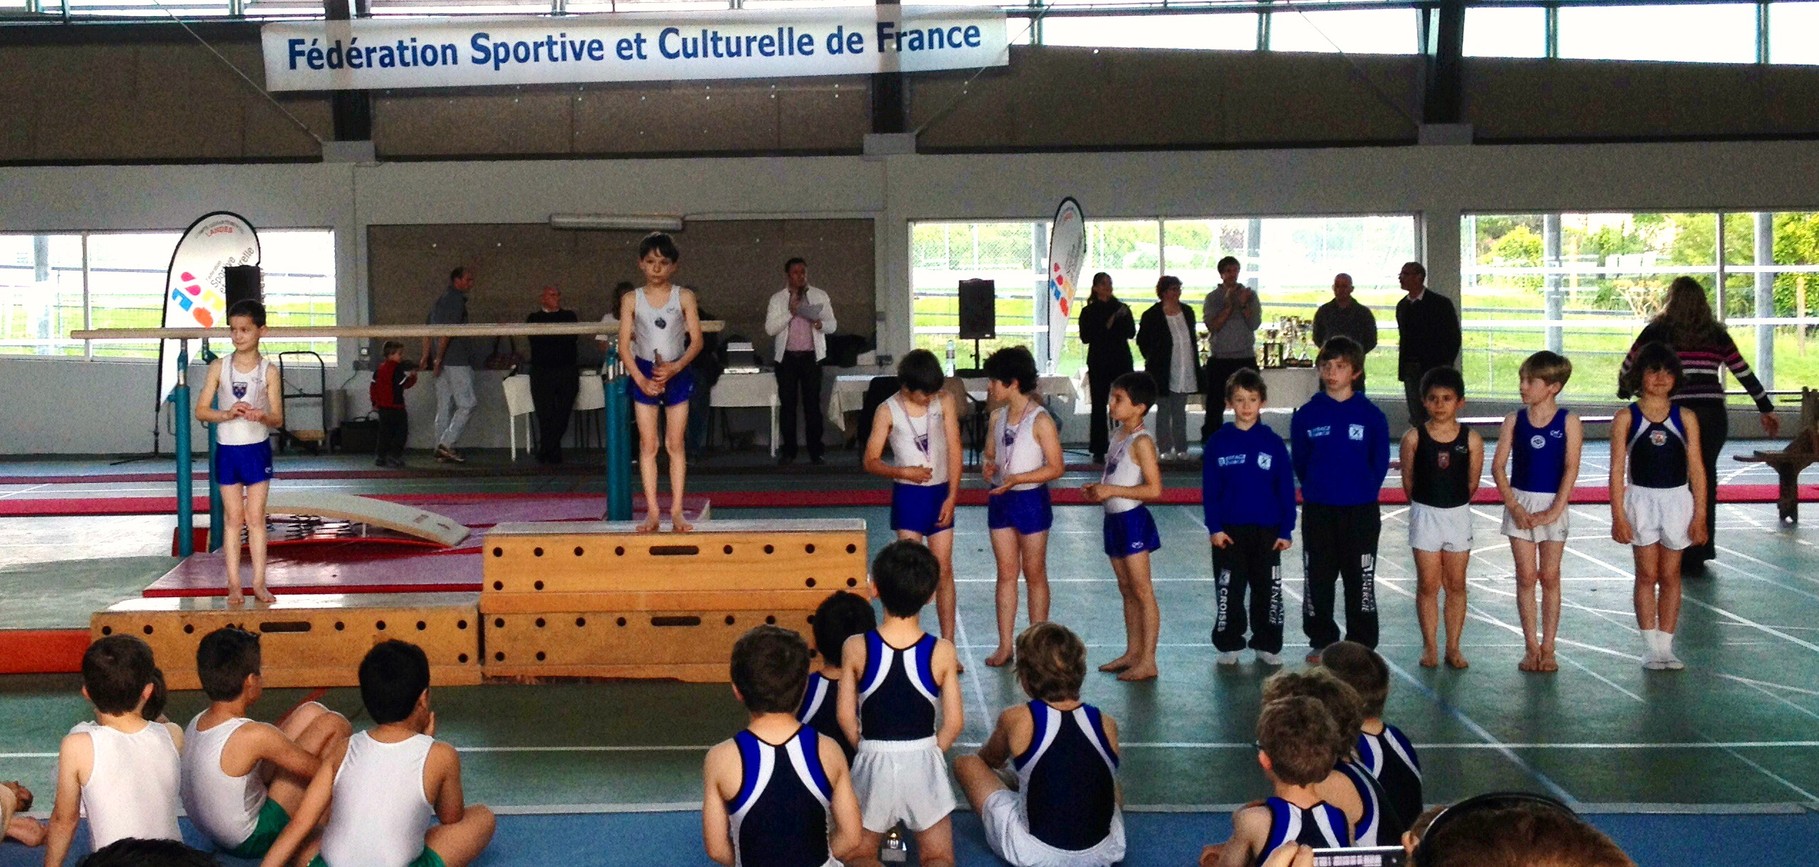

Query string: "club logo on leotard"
[[1650, 430, 1667, 447], [654, 317, 667, 329], [1530, 434, 1546, 449], [232, 382, 248, 400], [1437, 451, 1451, 470]]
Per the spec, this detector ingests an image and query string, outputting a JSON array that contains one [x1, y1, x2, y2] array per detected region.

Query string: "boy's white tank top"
[[83, 723, 182, 847], [886, 393, 947, 487], [181, 714, 265, 847], [319, 731, 437, 867], [1100, 426, 1151, 515], [216, 357, 271, 446], [632, 286, 687, 363], [992, 402, 1046, 492]]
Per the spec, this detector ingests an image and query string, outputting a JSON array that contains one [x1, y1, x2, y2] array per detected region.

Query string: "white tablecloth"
[[710, 372, 779, 455], [1260, 366, 1319, 409]]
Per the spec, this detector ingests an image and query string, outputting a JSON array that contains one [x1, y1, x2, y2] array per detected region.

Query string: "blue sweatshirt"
[[1203, 423, 1297, 539], [1291, 391, 1391, 507]]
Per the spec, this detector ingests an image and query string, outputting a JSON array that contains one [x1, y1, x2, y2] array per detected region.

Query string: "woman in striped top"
[[1618, 277, 1781, 571]]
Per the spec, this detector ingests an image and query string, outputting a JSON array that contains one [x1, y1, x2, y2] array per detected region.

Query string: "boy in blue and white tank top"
[[706, 626, 863, 867], [1611, 342, 1707, 671], [612, 233, 704, 533], [1083, 372, 1164, 682], [838, 541, 962, 866], [981, 346, 1066, 670], [195, 300, 283, 605], [863, 350, 964, 648], [798, 590, 876, 764], [956, 623, 1125, 867], [1202, 696, 1351, 867], [1491, 351, 1584, 674]]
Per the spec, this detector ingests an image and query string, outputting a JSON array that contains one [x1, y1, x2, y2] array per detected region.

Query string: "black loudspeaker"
[[224, 265, 263, 310], [958, 279, 995, 340]]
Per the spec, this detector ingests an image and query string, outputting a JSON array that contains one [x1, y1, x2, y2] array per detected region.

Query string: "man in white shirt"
[[764, 257, 838, 465]]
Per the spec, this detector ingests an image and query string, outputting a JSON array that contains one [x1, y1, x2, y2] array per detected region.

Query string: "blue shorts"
[[1103, 506, 1162, 559], [629, 356, 696, 407], [891, 483, 952, 537], [987, 486, 1053, 535], [215, 440, 273, 487]]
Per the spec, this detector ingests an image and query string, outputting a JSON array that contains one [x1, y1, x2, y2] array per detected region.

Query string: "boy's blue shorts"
[[215, 440, 273, 487], [1103, 505, 1162, 558], [629, 356, 695, 407], [987, 486, 1053, 535], [891, 483, 952, 537]]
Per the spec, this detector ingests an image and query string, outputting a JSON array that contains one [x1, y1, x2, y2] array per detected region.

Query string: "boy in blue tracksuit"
[[1291, 336, 1391, 663], [1203, 368, 1297, 667]]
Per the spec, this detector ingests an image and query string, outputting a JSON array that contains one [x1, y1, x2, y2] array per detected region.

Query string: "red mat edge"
[[0, 629, 90, 675], [2, 484, 1816, 518]]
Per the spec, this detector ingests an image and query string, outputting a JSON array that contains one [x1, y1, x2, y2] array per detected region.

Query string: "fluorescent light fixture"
[[549, 213, 684, 231]]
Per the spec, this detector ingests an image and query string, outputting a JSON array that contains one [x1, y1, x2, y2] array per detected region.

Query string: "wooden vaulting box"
[[479, 519, 867, 681]]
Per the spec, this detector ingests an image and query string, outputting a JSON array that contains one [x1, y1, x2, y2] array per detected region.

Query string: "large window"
[[1557, 3, 1758, 64], [1461, 212, 1819, 403], [0, 229, 338, 362], [910, 215, 1415, 380]]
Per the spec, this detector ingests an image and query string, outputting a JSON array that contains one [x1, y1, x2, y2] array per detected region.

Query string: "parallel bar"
[[71, 320, 724, 341]]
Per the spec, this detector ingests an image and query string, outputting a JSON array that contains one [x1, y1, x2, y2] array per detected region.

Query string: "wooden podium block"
[[92, 594, 482, 690], [482, 608, 817, 682], [481, 519, 867, 595]]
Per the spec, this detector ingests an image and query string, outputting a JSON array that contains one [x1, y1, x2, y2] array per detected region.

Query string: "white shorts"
[[1502, 488, 1569, 544], [980, 789, 1126, 867], [851, 736, 956, 834], [1625, 484, 1693, 551], [1409, 503, 1473, 553]]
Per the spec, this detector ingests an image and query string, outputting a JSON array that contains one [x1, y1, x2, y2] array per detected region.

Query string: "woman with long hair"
[[1618, 276, 1781, 572], [1136, 275, 1199, 461]]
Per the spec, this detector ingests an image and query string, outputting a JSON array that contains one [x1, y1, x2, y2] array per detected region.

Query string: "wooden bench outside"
[[1734, 388, 1819, 523]]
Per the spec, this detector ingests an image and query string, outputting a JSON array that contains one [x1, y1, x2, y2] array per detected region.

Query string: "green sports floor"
[[1, 446, 1817, 864]]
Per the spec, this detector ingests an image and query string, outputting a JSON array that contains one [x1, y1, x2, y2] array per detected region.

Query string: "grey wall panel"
[[1467, 58, 1819, 141]]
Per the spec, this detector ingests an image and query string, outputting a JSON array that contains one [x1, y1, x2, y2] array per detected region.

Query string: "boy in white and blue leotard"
[[613, 232, 704, 533], [1083, 372, 1164, 682], [1201, 696, 1350, 867], [862, 349, 963, 647], [195, 299, 283, 605], [799, 590, 876, 765], [1491, 350, 1584, 674], [1611, 341, 1707, 671], [837, 541, 963, 867], [956, 622, 1125, 867], [704, 626, 863, 867], [981, 346, 1065, 669]]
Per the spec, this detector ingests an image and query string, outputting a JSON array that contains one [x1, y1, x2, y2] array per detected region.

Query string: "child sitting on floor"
[[956, 622, 1125, 866], [1201, 696, 1350, 867], [1320, 640, 1422, 832], [798, 590, 877, 763]]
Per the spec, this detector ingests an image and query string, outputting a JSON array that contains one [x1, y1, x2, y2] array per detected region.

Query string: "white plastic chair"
[[573, 373, 607, 450], [501, 374, 535, 460]]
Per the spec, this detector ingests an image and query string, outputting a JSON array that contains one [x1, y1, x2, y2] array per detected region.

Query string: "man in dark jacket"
[[1078, 272, 1135, 464], [1394, 262, 1461, 426], [525, 285, 579, 464]]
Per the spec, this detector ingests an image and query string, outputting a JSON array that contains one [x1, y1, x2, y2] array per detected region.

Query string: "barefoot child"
[[196, 299, 283, 604], [615, 232, 704, 533], [1610, 342, 1706, 671], [1200, 696, 1349, 867], [1491, 351, 1582, 673], [1204, 368, 1296, 667], [1082, 372, 1164, 682], [1400, 367, 1483, 670], [981, 346, 1065, 668], [862, 349, 963, 647]]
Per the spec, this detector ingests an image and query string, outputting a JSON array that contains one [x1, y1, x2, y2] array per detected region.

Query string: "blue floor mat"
[[8, 809, 1816, 865]]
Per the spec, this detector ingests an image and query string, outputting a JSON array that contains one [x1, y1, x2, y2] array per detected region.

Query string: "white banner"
[[157, 213, 260, 406], [1045, 197, 1086, 372], [262, 9, 1008, 92]]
